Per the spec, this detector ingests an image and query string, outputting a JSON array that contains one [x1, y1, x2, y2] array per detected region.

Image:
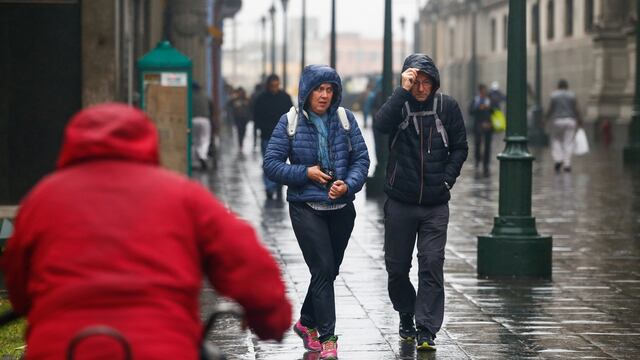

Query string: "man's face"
[[410, 72, 433, 102], [309, 83, 334, 115], [268, 79, 280, 94]]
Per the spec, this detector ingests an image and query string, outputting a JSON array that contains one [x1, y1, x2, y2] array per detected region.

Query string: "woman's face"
[[308, 83, 334, 115]]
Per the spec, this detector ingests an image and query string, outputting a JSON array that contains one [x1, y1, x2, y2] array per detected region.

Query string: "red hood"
[[57, 103, 159, 168]]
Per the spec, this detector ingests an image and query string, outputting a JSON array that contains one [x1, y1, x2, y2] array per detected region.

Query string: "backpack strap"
[[337, 107, 350, 132], [287, 106, 353, 152], [337, 106, 352, 152], [433, 94, 449, 148], [391, 94, 449, 149], [286, 106, 298, 138]]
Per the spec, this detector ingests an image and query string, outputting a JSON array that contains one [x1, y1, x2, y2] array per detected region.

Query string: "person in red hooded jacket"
[[1, 103, 291, 359]]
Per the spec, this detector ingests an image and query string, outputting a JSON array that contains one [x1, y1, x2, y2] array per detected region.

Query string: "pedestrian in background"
[[545, 79, 582, 172], [192, 81, 213, 169], [361, 78, 380, 128], [489, 80, 506, 111], [469, 83, 494, 177], [264, 65, 370, 360], [1, 103, 292, 359], [254, 74, 293, 200], [249, 82, 264, 150], [229, 87, 251, 152], [373, 53, 468, 352]]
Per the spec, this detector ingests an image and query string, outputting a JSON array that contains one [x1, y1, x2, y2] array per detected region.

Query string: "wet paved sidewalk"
[[197, 119, 640, 360]]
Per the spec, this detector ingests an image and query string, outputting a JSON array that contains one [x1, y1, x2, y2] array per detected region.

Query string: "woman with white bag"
[[545, 79, 583, 172]]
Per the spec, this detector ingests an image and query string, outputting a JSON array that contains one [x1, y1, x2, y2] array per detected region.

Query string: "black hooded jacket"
[[373, 54, 468, 206]]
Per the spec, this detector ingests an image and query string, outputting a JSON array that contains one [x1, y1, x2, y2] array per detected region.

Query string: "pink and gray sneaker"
[[293, 320, 322, 352], [320, 336, 338, 360]]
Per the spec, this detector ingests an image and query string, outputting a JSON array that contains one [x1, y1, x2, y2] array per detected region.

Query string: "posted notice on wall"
[[161, 72, 188, 87]]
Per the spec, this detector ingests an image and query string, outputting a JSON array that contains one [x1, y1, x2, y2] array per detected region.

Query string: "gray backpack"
[[286, 106, 352, 152], [390, 93, 448, 150]]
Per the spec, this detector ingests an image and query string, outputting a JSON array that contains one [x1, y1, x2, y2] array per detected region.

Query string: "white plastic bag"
[[573, 128, 589, 155]]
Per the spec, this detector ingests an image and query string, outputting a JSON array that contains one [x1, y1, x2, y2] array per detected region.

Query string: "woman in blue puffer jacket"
[[264, 64, 369, 359]]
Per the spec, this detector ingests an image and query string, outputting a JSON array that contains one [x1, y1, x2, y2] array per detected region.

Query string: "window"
[[503, 14, 508, 49], [565, 0, 573, 36], [547, 0, 555, 40], [491, 18, 496, 51], [584, 0, 594, 33], [532, 3, 539, 44]]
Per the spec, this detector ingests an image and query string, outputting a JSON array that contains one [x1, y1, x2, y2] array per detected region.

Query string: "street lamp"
[[399, 16, 406, 60], [367, 0, 392, 197], [477, 0, 552, 279], [330, 0, 336, 69], [281, 0, 289, 90], [269, 4, 276, 75], [429, 11, 438, 62], [301, 0, 306, 75], [529, 0, 549, 146], [232, 16, 237, 81], [261, 15, 267, 80], [623, 0, 640, 163], [469, 0, 478, 100]]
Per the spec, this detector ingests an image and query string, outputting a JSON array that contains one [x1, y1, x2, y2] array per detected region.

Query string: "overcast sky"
[[223, 0, 428, 49]]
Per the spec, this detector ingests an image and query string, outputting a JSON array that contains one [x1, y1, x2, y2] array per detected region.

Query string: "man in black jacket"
[[373, 54, 468, 351], [253, 74, 293, 200]]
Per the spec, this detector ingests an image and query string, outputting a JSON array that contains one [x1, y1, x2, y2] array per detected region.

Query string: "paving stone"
[[198, 121, 640, 359]]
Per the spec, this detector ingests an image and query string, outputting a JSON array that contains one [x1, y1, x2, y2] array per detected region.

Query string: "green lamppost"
[[330, 0, 336, 69], [529, 0, 549, 146], [623, 0, 640, 163], [367, 0, 392, 197], [477, 0, 552, 279]]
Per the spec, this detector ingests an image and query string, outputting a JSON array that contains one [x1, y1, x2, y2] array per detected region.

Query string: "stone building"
[[417, 0, 635, 140], [0, 0, 239, 207]]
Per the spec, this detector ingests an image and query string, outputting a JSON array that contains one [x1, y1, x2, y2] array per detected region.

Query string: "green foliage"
[[0, 301, 25, 359]]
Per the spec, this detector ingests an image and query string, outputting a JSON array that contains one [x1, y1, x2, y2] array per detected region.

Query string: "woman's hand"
[[328, 180, 348, 200], [307, 165, 333, 185]]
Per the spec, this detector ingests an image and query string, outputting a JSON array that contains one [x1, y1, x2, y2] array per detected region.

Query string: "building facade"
[[0, 0, 238, 206], [417, 0, 635, 139]]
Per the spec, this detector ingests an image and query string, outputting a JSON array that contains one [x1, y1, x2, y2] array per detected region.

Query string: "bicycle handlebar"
[[0, 303, 245, 360]]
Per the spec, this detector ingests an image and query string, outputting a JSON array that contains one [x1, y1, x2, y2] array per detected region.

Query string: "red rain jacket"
[[1, 103, 291, 359]]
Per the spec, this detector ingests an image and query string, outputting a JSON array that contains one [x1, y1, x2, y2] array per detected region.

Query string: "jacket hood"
[[402, 53, 441, 93], [57, 103, 159, 168], [298, 64, 343, 115]]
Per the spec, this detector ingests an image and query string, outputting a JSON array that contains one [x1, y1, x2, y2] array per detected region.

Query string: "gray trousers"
[[383, 198, 449, 337]]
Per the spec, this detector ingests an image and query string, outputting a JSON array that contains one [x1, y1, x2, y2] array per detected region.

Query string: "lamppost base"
[[623, 145, 640, 164], [478, 214, 552, 279], [478, 231, 552, 279]]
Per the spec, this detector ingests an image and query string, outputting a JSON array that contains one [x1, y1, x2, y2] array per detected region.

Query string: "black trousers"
[[383, 198, 449, 337], [289, 201, 356, 342], [474, 125, 493, 171]]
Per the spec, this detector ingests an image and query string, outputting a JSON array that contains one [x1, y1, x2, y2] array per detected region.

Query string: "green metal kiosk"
[[137, 41, 192, 175]]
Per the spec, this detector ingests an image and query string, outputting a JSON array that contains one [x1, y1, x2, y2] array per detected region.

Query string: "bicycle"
[[0, 302, 243, 360]]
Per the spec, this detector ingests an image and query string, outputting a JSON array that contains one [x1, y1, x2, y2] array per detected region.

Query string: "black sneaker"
[[399, 313, 416, 340], [416, 329, 436, 351]]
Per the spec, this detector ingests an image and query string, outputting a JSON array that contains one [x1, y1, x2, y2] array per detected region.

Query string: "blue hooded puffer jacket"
[[263, 65, 370, 203]]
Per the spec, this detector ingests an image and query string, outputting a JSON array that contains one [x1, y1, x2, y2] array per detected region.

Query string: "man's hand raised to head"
[[401, 68, 419, 91]]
